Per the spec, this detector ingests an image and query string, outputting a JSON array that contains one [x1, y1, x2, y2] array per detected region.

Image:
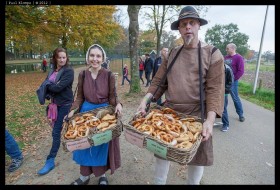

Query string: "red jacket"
[[43, 60, 47, 66]]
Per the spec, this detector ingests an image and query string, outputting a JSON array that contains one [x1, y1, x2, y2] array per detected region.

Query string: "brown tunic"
[[71, 68, 120, 110], [148, 41, 225, 166], [70, 67, 121, 176]]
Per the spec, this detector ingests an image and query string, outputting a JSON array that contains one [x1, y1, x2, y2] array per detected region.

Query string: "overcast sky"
[[117, 5, 275, 53]]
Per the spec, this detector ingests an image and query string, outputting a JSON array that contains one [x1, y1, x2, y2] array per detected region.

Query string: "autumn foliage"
[[5, 5, 125, 58]]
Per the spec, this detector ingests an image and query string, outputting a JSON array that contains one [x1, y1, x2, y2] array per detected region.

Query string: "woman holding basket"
[[67, 44, 122, 185]]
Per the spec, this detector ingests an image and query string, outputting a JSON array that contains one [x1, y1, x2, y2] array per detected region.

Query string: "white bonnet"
[[85, 44, 107, 64]]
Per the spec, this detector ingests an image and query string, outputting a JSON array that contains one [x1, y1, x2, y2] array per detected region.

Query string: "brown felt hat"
[[171, 6, 208, 30]]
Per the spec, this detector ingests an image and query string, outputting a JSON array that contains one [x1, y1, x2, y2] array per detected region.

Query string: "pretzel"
[[151, 129, 161, 138], [176, 133, 191, 143], [68, 124, 77, 131], [74, 116, 85, 125], [164, 114, 176, 124], [150, 109, 163, 114], [101, 123, 117, 132], [142, 124, 154, 135], [152, 113, 163, 120], [108, 119, 117, 124], [96, 109, 110, 119], [179, 123, 187, 133], [188, 122, 202, 134], [88, 119, 101, 128], [71, 119, 76, 128], [187, 131, 194, 142], [82, 113, 94, 118], [145, 111, 154, 120], [162, 134, 173, 143], [132, 118, 146, 128], [162, 108, 177, 115], [77, 126, 89, 137], [192, 132, 200, 143], [97, 122, 109, 130], [181, 117, 196, 122], [156, 131, 167, 140], [136, 124, 144, 131], [176, 141, 193, 149], [155, 121, 166, 131], [64, 129, 78, 139], [102, 114, 116, 121], [165, 124, 180, 138]]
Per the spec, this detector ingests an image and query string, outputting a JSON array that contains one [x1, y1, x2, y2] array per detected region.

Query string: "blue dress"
[[72, 101, 109, 166]]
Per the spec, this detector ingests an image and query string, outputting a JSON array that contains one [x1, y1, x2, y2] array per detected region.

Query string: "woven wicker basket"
[[61, 105, 122, 152], [124, 104, 202, 165], [123, 121, 148, 148]]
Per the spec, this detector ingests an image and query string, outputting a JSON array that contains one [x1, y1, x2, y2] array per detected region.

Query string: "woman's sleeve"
[[109, 73, 121, 107]]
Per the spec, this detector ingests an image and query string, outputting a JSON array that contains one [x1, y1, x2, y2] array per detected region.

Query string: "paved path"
[[5, 67, 275, 185]]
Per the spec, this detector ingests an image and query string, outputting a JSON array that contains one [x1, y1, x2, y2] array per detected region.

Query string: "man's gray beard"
[[184, 35, 193, 45]]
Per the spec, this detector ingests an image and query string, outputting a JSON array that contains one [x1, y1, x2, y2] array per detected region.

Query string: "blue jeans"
[[230, 80, 244, 118], [145, 71, 152, 86], [5, 129, 22, 159], [139, 70, 144, 84], [122, 76, 131, 85], [47, 104, 71, 160], [222, 95, 229, 127]]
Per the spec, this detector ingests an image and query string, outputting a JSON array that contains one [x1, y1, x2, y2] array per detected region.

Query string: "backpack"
[[225, 64, 234, 94]]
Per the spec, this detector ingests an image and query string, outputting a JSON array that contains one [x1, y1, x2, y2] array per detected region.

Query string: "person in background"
[[5, 129, 24, 172], [137, 6, 224, 185], [221, 63, 234, 132], [121, 64, 131, 86], [224, 43, 245, 122], [152, 47, 169, 105], [101, 61, 108, 69], [139, 56, 145, 85], [42, 58, 48, 72], [144, 53, 154, 87], [37, 48, 74, 176], [67, 44, 123, 185], [49, 58, 54, 69]]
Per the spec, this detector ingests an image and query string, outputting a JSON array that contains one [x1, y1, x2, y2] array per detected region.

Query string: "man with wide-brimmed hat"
[[137, 6, 225, 184]]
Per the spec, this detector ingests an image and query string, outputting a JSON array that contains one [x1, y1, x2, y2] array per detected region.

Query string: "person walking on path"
[[37, 48, 74, 176], [121, 64, 131, 86], [137, 6, 224, 185], [152, 47, 169, 105], [66, 44, 123, 185], [221, 64, 234, 132], [224, 43, 245, 122], [139, 56, 145, 85], [144, 53, 154, 87], [5, 129, 24, 172], [42, 58, 48, 72]]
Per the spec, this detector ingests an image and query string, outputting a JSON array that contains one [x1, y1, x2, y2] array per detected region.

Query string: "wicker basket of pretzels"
[[124, 104, 202, 165], [61, 105, 122, 152]]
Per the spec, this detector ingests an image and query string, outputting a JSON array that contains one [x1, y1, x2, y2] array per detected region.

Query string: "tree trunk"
[[128, 5, 141, 93]]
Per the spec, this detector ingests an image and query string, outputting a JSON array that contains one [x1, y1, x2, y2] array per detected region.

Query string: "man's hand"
[[137, 100, 148, 116], [136, 93, 153, 116], [201, 111, 216, 141]]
